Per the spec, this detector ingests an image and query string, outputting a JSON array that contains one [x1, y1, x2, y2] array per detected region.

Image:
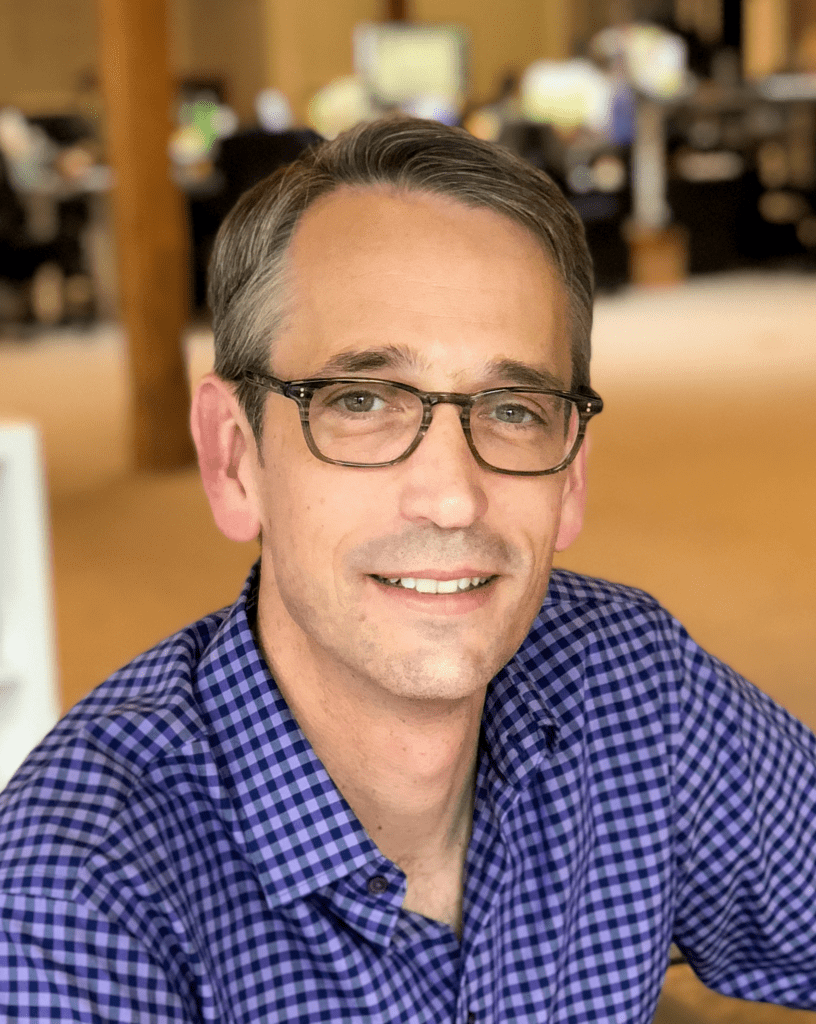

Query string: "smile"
[[371, 575, 495, 594]]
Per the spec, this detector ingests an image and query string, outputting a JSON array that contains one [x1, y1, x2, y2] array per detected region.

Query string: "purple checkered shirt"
[[2, 565, 815, 1021]]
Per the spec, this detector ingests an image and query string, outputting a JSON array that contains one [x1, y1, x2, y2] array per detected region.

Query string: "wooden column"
[[790, 0, 816, 68], [96, 0, 195, 470], [743, 0, 789, 78]]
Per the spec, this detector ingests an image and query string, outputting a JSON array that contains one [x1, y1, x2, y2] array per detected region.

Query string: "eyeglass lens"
[[306, 381, 580, 472]]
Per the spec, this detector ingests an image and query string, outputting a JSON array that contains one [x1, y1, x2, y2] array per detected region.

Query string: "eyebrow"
[[487, 358, 566, 391], [313, 345, 417, 376], [311, 346, 568, 391]]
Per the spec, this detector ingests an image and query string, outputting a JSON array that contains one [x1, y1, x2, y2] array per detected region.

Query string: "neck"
[[273, 657, 484, 869], [254, 583, 487, 938], [254, 603, 483, 866]]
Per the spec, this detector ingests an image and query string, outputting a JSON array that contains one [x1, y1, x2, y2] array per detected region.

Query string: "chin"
[[376, 648, 499, 703]]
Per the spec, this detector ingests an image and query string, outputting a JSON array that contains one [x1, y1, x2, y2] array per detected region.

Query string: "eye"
[[315, 382, 410, 418], [334, 389, 386, 414], [476, 392, 561, 433], [490, 402, 541, 424]]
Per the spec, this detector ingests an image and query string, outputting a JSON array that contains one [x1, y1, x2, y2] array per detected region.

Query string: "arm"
[[1, 893, 200, 1023], [671, 625, 816, 1006]]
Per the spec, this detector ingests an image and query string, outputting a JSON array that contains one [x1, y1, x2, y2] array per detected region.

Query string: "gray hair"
[[208, 116, 594, 441]]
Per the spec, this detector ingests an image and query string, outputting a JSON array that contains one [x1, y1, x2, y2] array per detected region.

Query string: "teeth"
[[381, 576, 490, 593], [416, 579, 437, 593], [436, 579, 460, 594]]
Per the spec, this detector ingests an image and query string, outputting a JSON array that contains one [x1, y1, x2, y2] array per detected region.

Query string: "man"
[[1, 118, 815, 1022]]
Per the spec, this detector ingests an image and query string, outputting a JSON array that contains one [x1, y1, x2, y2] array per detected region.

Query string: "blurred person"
[[186, 105, 320, 311], [1, 118, 815, 1023], [0, 145, 65, 327], [0, 107, 100, 326]]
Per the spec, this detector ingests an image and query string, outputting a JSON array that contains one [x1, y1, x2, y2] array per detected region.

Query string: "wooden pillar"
[[743, 0, 789, 78], [791, 0, 816, 69], [96, 0, 195, 470]]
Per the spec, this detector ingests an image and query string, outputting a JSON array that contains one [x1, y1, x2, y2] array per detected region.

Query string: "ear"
[[554, 437, 588, 552], [190, 373, 261, 543]]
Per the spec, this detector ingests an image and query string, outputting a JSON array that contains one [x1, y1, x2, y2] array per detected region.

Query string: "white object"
[[354, 23, 468, 111], [307, 77, 376, 140], [255, 89, 294, 133], [400, 95, 461, 125], [591, 24, 690, 100], [624, 26, 688, 99], [0, 422, 59, 791], [520, 59, 613, 132]]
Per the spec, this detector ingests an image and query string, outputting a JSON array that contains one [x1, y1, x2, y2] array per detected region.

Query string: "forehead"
[[273, 185, 572, 387]]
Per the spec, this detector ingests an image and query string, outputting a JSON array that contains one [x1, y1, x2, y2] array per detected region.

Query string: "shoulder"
[[12, 607, 229, 781], [0, 607, 230, 898], [536, 568, 677, 661], [536, 570, 816, 756], [524, 570, 735, 727], [545, 568, 664, 616]]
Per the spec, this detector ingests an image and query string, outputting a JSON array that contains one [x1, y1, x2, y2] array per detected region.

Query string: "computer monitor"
[[354, 22, 468, 111]]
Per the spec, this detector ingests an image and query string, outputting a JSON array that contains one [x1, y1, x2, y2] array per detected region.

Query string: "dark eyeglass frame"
[[241, 370, 604, 476]]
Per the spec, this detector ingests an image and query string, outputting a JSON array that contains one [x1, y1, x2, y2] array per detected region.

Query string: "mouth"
[[370, 574, 496, 594]]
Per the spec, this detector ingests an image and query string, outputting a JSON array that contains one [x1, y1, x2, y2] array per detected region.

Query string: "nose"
[[398, 403, 488, 528]]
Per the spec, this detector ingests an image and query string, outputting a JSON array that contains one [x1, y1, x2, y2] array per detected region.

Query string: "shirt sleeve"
[[0, 893, 198, 1022], [670, 622, 816, 1007]]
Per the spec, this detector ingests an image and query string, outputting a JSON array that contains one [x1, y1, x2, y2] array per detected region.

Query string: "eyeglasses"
[[241, 371, 603, 476]]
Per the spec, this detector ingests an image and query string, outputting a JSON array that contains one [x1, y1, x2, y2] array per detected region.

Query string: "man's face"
[[247, 186, 586, 706]]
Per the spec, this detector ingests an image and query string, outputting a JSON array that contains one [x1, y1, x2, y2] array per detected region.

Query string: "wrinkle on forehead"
[[311, 345, 568, 391]]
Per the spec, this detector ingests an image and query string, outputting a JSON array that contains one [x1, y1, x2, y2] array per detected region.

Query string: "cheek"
[[507, 486, 567, 597], [262, 471, 324, 556], [259, 417, 321, 528], [258, 458, 370, 581], [507, 481, 565, 548]]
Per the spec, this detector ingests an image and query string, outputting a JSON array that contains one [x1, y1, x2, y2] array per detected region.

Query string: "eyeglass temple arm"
[[241, 370, 288, 395]]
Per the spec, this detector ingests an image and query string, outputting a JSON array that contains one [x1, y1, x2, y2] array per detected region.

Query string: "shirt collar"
[[192, 565, 590, 908], [482, 571, 592, 792], [193, 564, 383, 911]]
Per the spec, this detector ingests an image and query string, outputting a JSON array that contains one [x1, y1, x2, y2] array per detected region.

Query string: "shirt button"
[[366, 875, 388, 895]]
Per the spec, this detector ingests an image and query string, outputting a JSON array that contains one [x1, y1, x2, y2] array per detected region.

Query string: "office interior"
[[0, 1, 814, 1020]]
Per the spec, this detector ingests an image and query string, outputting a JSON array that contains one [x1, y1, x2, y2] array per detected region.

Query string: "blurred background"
[[0, 3, 814, 1015]]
